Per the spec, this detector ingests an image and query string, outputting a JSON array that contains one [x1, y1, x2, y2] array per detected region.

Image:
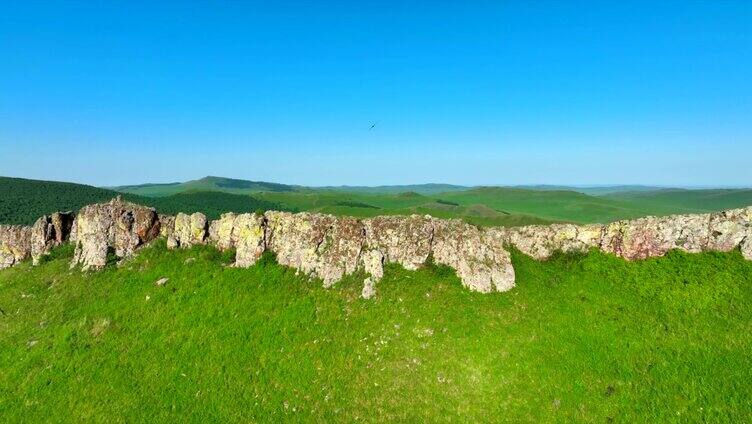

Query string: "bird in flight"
[[369, 121, 377, 130]]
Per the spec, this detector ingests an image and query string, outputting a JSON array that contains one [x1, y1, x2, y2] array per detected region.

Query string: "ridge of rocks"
[[1, 197, 751, 298]]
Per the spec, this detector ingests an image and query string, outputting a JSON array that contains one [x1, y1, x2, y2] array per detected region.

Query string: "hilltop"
[[112, 176, 297, 197]]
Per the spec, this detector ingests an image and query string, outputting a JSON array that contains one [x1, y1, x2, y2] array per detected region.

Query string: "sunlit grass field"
[[1, 241, 751, 422]]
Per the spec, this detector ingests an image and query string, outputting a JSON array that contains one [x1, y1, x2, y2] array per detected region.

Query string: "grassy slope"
[[0, 242, 750, 422], [255, 190, 554, 227], [0, 177, 280, 225], [604, 189, 752, 213]]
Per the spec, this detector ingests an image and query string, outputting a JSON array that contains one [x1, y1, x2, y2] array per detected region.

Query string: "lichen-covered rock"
[[208, 213, 266, 267], [0, 225, 31, 269], [364, 215, 433, 271], [315, 216, 365, 287], [432, 219, 515, 292], [264, 212, 338, 283], [360, 249, 384, 299], [707, 207, 752, 253], [742, 236, 752, 261], [158, 214, 175, 238], [31, 212, 74, 264], [70, 197, 159, 270], [493, 223, 602, 260], [601, 214, 713, 260], [167, 212, 207, 248]]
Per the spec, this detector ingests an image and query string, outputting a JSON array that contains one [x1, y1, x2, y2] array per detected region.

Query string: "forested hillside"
[[0, 177, 280, 225]]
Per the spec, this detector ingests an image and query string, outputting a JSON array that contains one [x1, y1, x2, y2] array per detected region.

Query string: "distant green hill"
[[0, 177, 280, 225], [5, 176, 752, 227], [314, 183, 471, 195], [112, 176, 297, 197], [604, 188, 752, 212]]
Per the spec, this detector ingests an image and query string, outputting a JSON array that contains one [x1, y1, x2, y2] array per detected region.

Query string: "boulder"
[[0, 225, 31, 269], [70, 197, 160, 270], [158, 214, 175, 238], [167, 212, 207, 248], [208, 213, 266, 267]]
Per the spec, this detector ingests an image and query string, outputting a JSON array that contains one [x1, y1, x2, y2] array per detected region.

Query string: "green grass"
[[1, 241, 751, 422]]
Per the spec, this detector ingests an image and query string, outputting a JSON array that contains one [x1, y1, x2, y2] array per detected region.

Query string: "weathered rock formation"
[[208, 212, 265, 267], [0, 225, 31, 269], [31, 212, 74, 264], [1, 197, 751, 299], [167, 212, 207, 249], [70, 197, 160, 270]]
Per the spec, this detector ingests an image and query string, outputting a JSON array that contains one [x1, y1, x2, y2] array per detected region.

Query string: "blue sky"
[[1, 1, 750, 187]]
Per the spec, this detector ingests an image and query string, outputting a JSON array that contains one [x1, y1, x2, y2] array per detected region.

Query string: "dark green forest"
[[0, 177, 281, 225]]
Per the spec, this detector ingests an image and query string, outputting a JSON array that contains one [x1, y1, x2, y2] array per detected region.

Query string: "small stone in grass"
[[155, 277, 169, 286]]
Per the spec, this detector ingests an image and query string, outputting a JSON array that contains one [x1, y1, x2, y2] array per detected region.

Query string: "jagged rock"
[[209, 213, 266, 267], [70, 197, 160, 270], [432, 219, 515, 292], [364, 215, 433, 271], [0, 225, 31, 269], [30, 212, 74, 265], [167, 212, 207, 248]]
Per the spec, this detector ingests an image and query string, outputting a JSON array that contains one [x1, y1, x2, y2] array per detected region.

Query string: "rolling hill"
[[0, 177, 281, 225], [604, 188, 752, 213], [4, 176, 752, 227], [112, 176, 297, 197]]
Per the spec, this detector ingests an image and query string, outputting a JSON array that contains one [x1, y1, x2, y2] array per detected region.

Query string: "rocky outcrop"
[[70, 197, 160, 270], [167, 212, 207, 248], [30, 212, 74, 264], [208, 212, 265, 267], [2, 197, 751, 299], [432, 219, 515, 293], [599, 207, 752, 261], [492, 223, 603, 260], [0, 225, 31, 269]]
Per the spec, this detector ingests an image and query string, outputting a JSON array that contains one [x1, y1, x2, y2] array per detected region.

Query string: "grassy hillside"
[[254, 187, 712, 225], [1, 242, 750, 422], [254, 190, 554, 227], [0, 177, 280, 225], [314, 183, 471, 195], [604, 189, 752, 213], [113, 176, 297, 197]]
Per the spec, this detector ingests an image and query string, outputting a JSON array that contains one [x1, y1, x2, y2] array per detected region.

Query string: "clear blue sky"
[[1, 1, 750, 187]]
